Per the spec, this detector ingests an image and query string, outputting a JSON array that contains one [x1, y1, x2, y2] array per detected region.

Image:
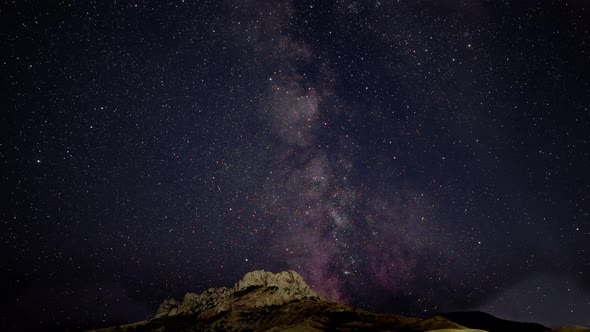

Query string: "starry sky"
[[2, 0, 589, 330]]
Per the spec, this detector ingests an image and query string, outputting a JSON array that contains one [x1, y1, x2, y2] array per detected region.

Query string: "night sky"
[[2, 0, 590, 330]]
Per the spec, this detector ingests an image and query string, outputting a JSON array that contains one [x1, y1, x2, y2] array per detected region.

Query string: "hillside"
[[87, 270, 588, 332]]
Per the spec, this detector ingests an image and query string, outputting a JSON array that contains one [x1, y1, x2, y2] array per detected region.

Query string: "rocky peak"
[[154, 270, 322, 319], [235, 270, 319, 298]]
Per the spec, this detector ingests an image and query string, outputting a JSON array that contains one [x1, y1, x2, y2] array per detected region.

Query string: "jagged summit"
[[154, 270, 322, 319], [235, 270, 321, 299]]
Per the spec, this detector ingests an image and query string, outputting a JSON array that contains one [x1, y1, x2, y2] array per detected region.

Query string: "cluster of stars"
[[2, 0, 589, 330]]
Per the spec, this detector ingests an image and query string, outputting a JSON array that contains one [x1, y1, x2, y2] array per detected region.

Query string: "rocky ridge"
[[154, 270, 322, 319], [88, 270, 589, 332]]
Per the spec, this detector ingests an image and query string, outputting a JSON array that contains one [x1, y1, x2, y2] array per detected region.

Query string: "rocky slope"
[[87, 270, 589, 332], [153, 270, 323, 321]]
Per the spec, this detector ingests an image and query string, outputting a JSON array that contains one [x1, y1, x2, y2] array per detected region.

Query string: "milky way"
[[228, 0, 458, 307], [3, 0, 589, 330]]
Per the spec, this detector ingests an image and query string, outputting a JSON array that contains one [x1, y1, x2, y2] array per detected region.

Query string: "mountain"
[[87, 270, 589, 332]]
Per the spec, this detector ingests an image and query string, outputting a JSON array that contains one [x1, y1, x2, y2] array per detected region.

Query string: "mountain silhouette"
[[87, 270, 590, 332]]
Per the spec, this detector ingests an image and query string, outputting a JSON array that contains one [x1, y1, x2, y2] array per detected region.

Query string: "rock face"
[[154, 298, 180, 318], [153, 270, 322, 320], [235, 270, 318, 295]]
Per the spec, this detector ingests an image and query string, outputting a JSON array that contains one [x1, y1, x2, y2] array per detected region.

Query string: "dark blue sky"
[[2, 0, 589, 330]]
